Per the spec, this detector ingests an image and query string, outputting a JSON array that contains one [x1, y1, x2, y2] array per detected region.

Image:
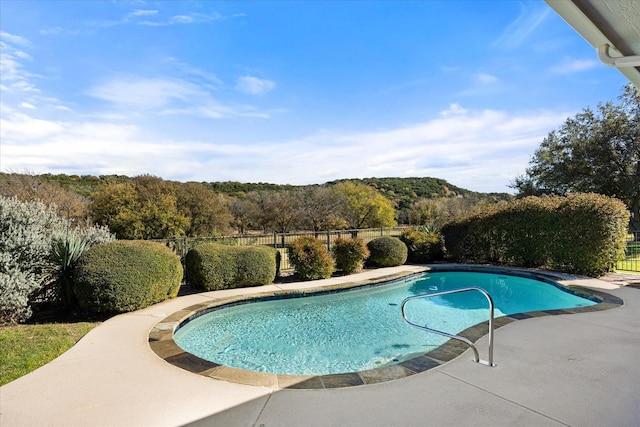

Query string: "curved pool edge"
[[148, 265, 624, 390]]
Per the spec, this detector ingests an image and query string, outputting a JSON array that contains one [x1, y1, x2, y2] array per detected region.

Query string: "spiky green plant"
[[51, 235, 88, 307], [50, 223, 115, 309], [52, 236, 88, 271]]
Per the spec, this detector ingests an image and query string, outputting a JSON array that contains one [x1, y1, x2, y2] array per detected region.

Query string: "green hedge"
[[74, 240, 183, 313], [287, 236, 335, 280], [441, 193, 630, 276], [186, 243, 277, 291], [366, 236, 408, 267], [399, 228, 444, 263], [332, 237, 369, 274]]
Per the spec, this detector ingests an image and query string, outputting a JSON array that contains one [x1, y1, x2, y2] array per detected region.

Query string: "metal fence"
[[156, 226, 411, 272], [156, 227, 640, 275], [617, 230, 640, 272]]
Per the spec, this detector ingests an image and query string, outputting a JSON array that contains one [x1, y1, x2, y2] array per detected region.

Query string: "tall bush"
[[74, 240, 182, 313], [332, 237, 369, 274], [441, 193, 629, 276], [186, 243, 277, 291], [0, 197, 61, 323], [550, 193, 629, 274], [399, 228, 445, 263], [288, 236, 335, 280], [366, 236, 408, 267]]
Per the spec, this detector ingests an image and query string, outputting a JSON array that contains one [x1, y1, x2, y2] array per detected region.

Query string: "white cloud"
[[87, 77, 203, 109], [255, 107, 567, 191], [127, 9, 158, 18], [170, 15, 194, 24], [0, 34, 32, 86], [0, 51, 24, 83], [476, 73, 499, 84], [454, 71, 503, 98], [1, 110, 65, 140], [107, 10, 227, 27], [0, 32, 49, 104], [440, 103, 468, 116], [493, 3, 550, 50], [20, 102, 36, 109], [40, 27, 64, 36], [87, 76, 271, 119], [235, 76, 276, 95], [1, 105, 571, 193], [0, 31, 31, 47], [164, 57, 223, 87], [13, 50, 31, 60], [550, 58, 599, 75], [10, 80, 40, 93]]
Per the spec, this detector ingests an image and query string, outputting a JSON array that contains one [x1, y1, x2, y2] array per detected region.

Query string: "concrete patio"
[[1, 266, 638, 426]]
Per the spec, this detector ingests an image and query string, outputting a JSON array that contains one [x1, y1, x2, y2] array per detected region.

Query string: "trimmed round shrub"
[[288, 236, 335, 280], [366, 236, 408, 267], [332, 237, 369, 274], [74, 240, 183, 313], [399, 228, 445, 263], [186, 243, 277, 291]]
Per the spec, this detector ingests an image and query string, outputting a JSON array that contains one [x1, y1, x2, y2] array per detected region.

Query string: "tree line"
[[0, 173, 501, 240]]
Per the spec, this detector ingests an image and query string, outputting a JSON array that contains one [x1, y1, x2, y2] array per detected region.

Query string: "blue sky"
[[0, 1, 630, 193]]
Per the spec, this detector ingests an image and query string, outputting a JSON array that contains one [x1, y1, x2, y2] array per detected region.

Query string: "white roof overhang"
[[545, 0, 640, 90]]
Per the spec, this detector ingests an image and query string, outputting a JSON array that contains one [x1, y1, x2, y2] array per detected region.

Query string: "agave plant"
[[52, 236, 87, 270], [416, 224, 441, 234], [51, 235, 88, 307]]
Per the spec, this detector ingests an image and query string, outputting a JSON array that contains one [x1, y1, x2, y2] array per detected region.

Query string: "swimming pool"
[[173, 271, 598, 376]]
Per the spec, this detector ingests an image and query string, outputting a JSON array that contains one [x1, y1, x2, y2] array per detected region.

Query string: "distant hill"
[[205, 181, 296, 197], [34, 173, 130, 197], [327, 177, 511, 210], [1, 173, 511, 210]]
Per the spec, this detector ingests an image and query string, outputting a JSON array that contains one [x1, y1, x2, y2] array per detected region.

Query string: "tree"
[[333, 182, 396, 228], [90, 176, 189, 239], [298, 186, 348, 231], [513, 84, 640, 229], [243, 191, 275, 233], [259, 190, 302, 233], [230, 196, 260, 234], [232, 190, 305, 233], [174, 182, 232, 236], [408, 195, 492, 227], [89, 181, 141, 239], [0, 172, 90, 225]]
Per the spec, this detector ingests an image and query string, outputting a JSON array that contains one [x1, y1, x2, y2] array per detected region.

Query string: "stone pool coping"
[[148, 265, 623, 389]]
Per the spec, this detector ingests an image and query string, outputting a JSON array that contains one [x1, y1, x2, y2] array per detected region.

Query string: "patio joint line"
[[251, 392, 274, 427]]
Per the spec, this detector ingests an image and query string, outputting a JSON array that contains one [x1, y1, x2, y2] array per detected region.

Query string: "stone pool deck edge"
[[148, 264, 624, 390]]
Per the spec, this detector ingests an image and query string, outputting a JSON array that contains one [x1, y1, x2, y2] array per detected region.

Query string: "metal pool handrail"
[[401, 287, 495, 367]]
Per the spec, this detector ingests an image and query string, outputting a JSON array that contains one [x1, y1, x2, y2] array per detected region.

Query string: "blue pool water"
[[174, 271, 597, 375]]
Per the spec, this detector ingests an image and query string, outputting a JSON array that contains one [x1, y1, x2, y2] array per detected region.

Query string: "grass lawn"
[[617, 257, 639, 270], [616, 240, 640, 272], [0, 322, 99, 386]]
